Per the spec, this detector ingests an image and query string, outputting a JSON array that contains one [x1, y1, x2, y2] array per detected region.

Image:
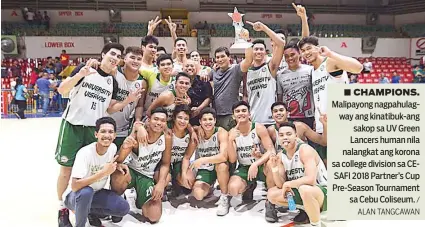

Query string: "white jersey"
[[63, 67, 116, 126], [109, 68, 143, 137], [267, 55, 287, 75], [312, 58, 348, 133], [281, 142, 327, 186], [62, 142, 117, 201], [128, 134, 165, 178], [273, 125, 283, 152], [196, 127, 220, 171], [235, 122, 261, 165], [171, 131, 190, 163], [246, 63, 276, 125], [164, 90, 177, 121]]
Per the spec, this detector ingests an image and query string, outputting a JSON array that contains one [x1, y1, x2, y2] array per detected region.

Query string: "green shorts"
[[233, 164, 265, 184], [128, 168, 155, 208], [195, 169, 217, 186], [292, 185, 327, 211], [55, 119, 96, 167], [216, 114, 236, 131], [170, 161, 182, 180], [113, 137, 126, 151]]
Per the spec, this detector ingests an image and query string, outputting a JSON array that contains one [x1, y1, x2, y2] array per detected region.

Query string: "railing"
[[1, 88, 68, 116]]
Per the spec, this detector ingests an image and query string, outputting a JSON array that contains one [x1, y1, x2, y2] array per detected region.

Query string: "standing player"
[[62, 117, 130, 227], [227, 101, 276, 201], [243, 21, 285, 126], [298, 36, 362, 166], [135, 54, 174, 121], [277, 42, 315, 129], [190, 107, 231, 216], [266, 122, 328, 227], [140, 35, 160, 73], [190, 50, 212, 77], [172, 37, 189, 74], [146, 72, 192, 121], [109, 46, 146, 149], [111, 107, 172, 223], [56, 43, 140, 226]]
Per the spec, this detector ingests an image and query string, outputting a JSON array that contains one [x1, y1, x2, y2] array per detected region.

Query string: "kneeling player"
[[227, 101, 276, 200], [266, 122, 327, 226], [110, 107, 172, 223], [169, 104, 197, 195], [190, 107, 231, 216]]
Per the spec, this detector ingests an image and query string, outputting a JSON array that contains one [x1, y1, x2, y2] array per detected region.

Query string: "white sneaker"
[[216, 195, 230, 216]]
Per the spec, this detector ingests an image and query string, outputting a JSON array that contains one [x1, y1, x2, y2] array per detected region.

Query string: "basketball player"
[[109, 46, 146, 149], [264, 101, 327, 223], [56, 43, 138, 226], [168, 105, 197, 194], [135, 54, 174, 121], [227, 101, 276, 200], [172, 37, 188, 74], [298, 36, 362, 166], [266, 122, 328, 227], [190, 50, 212, 77], [146, 72, 192, 121], [111, 107, 172, 223], [156, 47, 167, 61], [277, 42, 315, 129], [62, 117, 130, 227], [140, 35, 159, 73], [190, 107, 231, 216], [243, 21, 285, 126]]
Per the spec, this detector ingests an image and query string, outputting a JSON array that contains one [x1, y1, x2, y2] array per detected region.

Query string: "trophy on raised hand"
[[228, 7, 252, 49]]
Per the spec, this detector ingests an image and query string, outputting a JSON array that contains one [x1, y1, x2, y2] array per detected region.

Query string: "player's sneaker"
[[58, 208, 72, 227], [293, 209, 309, 224], [87, 214, 102, 226], [216, 195, 230, 216], [242, 181, 257, 201], [111, 216, 123, 223], [265, 200, 278, 223]]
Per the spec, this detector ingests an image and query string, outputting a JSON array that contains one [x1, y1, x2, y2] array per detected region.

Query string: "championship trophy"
[[228, 7, 252, 49]]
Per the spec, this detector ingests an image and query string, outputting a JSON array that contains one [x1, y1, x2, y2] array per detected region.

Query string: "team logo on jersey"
[[294, 154, 299, 162], [320, 65, 325, 71], [135, 83, 141, 89], [60, 155, 69, 163], [261, 67, 266, 72], [185, 137, 190, 144], [158, 139, 163, 145], [213, 136, 216, 142], [107, 78, 112, 85], [251, 132, 256, 139]]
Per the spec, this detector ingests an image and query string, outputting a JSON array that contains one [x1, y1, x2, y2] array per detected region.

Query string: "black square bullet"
[[344, 89, 351, 96]]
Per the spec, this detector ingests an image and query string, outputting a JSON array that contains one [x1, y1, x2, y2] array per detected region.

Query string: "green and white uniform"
[[127, 133, 165, 207], [170, 130, 190, 179], [267, 55, 287, 75], [195, 127, 220, 185], [164, 90, 177, 121], [233, 122, 265, 183], [55, 64, 118, 167], [311, 57, 348, 160], [281, 142, 328, 211], [246, 63, 276, 125], [109, 67, 144, 148]]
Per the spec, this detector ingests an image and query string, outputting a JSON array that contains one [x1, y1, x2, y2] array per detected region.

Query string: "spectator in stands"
[[35, 72, 53, 117], [10, 60, 21, 78], [29, 69, 39, 88], [413, 65, 425, 83], [13, 77, 27, 119], [54, 57, 63, 75], [44, 63, 55, 75], [210, 24, 216, 35], [362, 58, 372, 73], [349, 74, 357, 84], [60, 50, 70, 67], [35, 11, 43, 25], [379, 73, 390, 83], [25, 9, 35, 25], [391, 71, 401, 83], [42, 11, 50, 30]]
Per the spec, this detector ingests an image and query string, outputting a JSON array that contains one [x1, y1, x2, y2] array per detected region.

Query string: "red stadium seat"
[[363, 73, 370, 79], [375, 69, 382, 73], [373, 78, 379, 83], [357, 78, 365, 83], [383, 68, 389, 72]]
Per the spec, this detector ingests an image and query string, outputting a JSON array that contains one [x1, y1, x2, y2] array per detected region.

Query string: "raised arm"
[[165, 16, 177, 43], [145, 91, 172, 118], [240, 46, 254, 73], [58, 60, 98, 95], [292, 3, 310, 38], [322, 46, 363, 74], [146, 16, 162, 36], [134, 79, 149, 122]]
